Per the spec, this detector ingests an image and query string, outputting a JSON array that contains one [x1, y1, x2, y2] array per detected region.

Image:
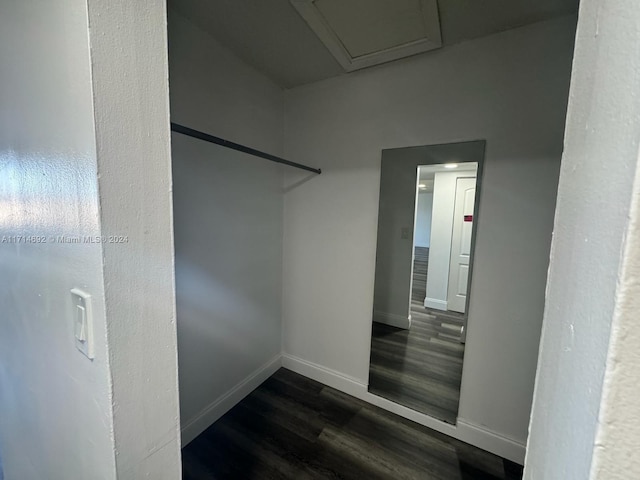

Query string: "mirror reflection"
[[369, 141, 485, 425]]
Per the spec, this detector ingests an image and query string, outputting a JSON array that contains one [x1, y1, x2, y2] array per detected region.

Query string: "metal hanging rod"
[[171, 123, 322, 175]]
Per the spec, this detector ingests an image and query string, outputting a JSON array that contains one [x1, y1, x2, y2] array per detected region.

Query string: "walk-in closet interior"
[[167, 1, 579, 478]]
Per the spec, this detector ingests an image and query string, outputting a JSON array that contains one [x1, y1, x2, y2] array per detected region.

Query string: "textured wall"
[[525, 1, 640, 478], [87, 0, 182, 477], [590, 168, 640, 478]]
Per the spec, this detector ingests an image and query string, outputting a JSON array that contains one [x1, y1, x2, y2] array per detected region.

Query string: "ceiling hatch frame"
[[290, 0, 442, 72]]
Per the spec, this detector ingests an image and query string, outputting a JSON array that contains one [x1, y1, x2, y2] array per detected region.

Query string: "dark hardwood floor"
[[369, 302, 466, 424], [182, 368, 522, 480]]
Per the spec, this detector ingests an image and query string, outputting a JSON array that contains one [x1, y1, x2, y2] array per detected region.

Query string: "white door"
[[447, 177, 476, 313]]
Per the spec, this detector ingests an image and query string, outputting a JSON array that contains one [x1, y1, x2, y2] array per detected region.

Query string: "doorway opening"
[[410, 163, 478, 342]]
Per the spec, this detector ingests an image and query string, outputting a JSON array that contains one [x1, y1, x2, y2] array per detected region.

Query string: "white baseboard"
[[456, 419, 526, 465], [282, 352, 369, 398], [424, 297, 448, 311], [373, 311, 411, 329], [281, 353, 526, 465], [181, 354, 282, 445]]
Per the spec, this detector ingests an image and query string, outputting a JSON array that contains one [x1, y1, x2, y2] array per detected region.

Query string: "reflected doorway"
[[412, 164, 478, 340]]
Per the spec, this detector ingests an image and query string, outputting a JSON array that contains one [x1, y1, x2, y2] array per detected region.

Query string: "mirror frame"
[[368, 139, 487, 424]]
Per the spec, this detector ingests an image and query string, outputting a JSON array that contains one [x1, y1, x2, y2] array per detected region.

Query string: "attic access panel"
[[291, 0, 442, 72]]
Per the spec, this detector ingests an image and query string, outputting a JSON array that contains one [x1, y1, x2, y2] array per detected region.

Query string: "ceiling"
[[419, 162, 477, 192], [419, 162, 477, 180], [168, 0, 579, 89], [289, 0, 443, 72], [309, 0, 440, 58]]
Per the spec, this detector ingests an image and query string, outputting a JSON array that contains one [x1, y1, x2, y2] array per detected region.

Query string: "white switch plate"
[[71, 288, 94, 360]]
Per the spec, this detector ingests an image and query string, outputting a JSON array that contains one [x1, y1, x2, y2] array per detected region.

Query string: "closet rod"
[[171, 123, 322, 175]]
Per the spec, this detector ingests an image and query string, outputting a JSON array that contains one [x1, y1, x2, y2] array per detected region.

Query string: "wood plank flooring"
[[369, 302, 466, 424], [182, 368, 522, 480]]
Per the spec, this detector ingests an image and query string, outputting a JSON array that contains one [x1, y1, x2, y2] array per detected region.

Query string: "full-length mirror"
[[369, 140, 485, 425]]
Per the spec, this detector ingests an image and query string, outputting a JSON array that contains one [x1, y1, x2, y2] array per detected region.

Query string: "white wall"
[[525, 1, 640, 478], [414, 192, 433, 248], [168, 10, 284, 444], [425, 169, 476, 310], [372, 150, 421, 328], [88, 1, 182, 477], [0, 2, 116, 478], [0, 1, 181, 478], [282, 15, 576, 459]]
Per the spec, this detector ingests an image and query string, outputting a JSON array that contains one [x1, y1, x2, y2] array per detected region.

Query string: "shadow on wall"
[[283, 170, 319, 193]]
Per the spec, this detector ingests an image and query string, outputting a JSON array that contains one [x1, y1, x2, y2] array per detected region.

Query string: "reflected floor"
[[369, 302, 466, 424]]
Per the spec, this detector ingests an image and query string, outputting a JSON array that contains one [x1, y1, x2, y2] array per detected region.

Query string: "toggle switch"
[[71, 288, 94, 359], [75, 305, 87, 342]]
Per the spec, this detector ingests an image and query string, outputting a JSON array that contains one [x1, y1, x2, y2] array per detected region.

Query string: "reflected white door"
[[447, 177, 476, 313]]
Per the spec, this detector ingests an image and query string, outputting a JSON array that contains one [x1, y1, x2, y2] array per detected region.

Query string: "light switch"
[[71, 288, 94, 359], [75, 305, 87, 342]]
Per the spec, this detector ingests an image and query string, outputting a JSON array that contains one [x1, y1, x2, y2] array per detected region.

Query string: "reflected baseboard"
[[373, 311, 411, 329], [424, 297, 448, 311]]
